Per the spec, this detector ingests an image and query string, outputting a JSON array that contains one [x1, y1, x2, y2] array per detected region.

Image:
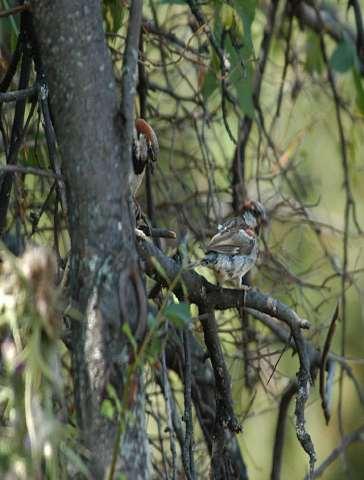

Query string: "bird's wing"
[[147, 128, 159, 162], [207, 227, 255, 255], [217, 216, 241, 232], [132, 135, 148, 174]]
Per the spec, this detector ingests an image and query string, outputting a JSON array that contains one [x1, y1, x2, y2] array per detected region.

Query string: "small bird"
[[130, 118, 159, 238], [202, 200, 267, 288], [130, 118, 159, 195]]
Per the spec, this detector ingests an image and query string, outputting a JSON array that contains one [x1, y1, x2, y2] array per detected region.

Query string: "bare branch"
[[0, 85, 37, 103], [307, 425, 364, 479], [0, 165, 62, 179]]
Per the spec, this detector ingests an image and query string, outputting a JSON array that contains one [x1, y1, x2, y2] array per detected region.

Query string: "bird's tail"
[[184, 255, 214, 270]]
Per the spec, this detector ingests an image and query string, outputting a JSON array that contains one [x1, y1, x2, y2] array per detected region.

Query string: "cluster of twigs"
[[0, 1, 363, 479], [127, 1, 364, 478]]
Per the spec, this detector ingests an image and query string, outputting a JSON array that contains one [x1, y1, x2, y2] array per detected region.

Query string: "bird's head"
[[242, 200, 268, 233], [135, 118, 159, 164]]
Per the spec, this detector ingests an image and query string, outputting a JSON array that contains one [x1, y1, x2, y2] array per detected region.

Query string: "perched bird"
[[130, 118, 159, 195], [130, 118, 159, 238], [202, 200, 267, 288]]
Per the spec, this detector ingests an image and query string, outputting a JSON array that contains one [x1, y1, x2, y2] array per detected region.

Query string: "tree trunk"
[[30, 1, 149, 477]]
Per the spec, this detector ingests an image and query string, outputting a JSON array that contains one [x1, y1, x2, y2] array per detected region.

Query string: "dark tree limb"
[[166, 328, 249, 480], [0, 10, 33, 235], [138, 237, 316, 471], [271, 381, 297, 480], [0, 35, 22, 93], [199, 307, 241, 434], [138, 238, 310, 331], [30, 1, 147, 478], [0, 85, 37, 103], [182, 329, 196, 479]]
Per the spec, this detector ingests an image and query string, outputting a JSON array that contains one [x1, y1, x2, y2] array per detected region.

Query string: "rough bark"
[[30, 1, 149, 478]]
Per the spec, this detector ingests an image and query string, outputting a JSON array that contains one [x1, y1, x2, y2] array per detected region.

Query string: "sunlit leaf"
[[122, 323, 137, 354], [106, 383, 122, 412], [100, 399, 115, 420], [103, 0, 124, 33], [221, 4, 235, 31]]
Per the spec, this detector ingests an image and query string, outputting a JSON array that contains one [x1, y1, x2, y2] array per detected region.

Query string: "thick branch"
[[138, 237, 316, 470], [0, 85, 37, 103], [138, 238, 310, 331], [30, 1, 146, 477]]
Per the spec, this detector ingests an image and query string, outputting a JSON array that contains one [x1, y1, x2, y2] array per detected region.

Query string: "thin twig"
[[0, 3, 30, 19], [161, 350, 177, 480], [0, 12, 33, 235], [306, 425, 364, 479], [319, 31, 352, 450], [183, 329, 195, 479], [0, 165, 63, 179], [319, 303, 339, 424]]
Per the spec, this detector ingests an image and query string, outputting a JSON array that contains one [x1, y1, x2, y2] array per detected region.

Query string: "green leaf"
[[225, 35, 255, 117], [103, 0, 124, 33], [122, 323, 137, 354], [330, 36, 357, 73], [106, 383, 121, 411], [164, 302, 191, 328], [23, 144, 48, 168], [232, 0, 256, 54], [221, 4, 235, 31], [305, 32, 323, 74], [100, 399, 115, 420], [233, 0, 256, 23], [221, 1, 256, 117], [352, 68, 364, 114]]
